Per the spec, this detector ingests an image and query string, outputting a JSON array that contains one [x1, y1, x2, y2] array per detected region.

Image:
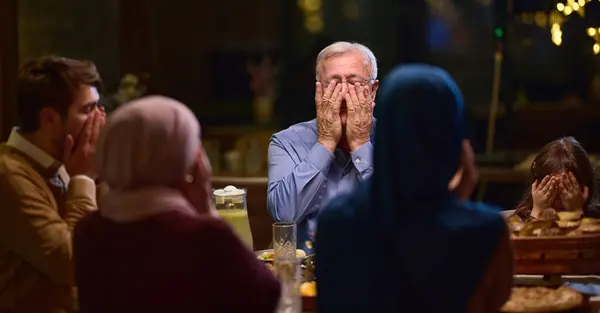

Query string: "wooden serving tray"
[[513, 234, 600, 275]]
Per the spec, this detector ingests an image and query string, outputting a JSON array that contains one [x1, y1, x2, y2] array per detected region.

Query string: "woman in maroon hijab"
[[73, 96, 280, 313]]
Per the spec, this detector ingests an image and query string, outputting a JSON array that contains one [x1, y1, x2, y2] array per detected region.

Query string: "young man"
[[0, 56, 105, 313]]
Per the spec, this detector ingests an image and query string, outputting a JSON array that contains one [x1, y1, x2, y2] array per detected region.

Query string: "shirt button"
[[355, 159, 360, 164]]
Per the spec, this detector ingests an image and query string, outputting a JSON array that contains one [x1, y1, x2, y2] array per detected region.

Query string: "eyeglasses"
[[319, 78, 375, 87]]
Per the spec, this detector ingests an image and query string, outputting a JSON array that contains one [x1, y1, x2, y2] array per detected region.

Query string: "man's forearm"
[[267, 142, 334, 222], [64, 177, 97, 231]]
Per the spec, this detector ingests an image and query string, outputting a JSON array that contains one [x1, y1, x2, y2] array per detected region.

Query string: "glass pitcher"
[[213, 185, 254, 249]]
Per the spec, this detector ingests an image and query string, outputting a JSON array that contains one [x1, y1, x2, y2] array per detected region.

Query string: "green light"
[[494, 28, 504, 37]]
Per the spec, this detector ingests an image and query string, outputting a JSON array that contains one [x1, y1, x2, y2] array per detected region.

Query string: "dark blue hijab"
[[316, 64, 505, 313]]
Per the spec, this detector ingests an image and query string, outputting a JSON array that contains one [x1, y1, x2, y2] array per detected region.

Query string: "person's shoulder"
[[0, 145, 35, 178], [462, 200, 503, 216], [0, 147, 45, 194], [456, 201, 506, 229], [181, 214, 238, 239], [271, 120, 317, 143]]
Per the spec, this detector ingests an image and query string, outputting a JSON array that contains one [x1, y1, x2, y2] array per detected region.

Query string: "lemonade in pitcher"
[[213, 186, 253, 249]]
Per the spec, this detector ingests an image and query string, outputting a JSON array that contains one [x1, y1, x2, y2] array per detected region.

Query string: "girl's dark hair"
[[515, 137, 599, 219]]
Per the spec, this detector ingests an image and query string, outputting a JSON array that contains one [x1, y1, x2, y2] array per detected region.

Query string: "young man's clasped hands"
[[531, 172, 589, 219]]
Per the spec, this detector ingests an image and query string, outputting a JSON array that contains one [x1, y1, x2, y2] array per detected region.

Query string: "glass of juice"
[[213, 186, 253, 249]]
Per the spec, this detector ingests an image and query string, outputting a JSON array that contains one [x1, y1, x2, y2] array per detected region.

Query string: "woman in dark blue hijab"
[[316, 64, 513, 313]]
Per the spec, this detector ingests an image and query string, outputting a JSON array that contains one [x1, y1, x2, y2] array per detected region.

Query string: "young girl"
[[515, 137, 599, 220]]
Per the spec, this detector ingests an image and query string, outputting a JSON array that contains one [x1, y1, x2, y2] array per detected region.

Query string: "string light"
[[587, 27, 600, 55], [588, 27, 597, 37], [551, 23, 563, 46], [552, 0, 600, 55], [564, 6, 573, 15], [556, 0, 591, 16], [520, 2, 599, 54], [298, 0, 323, 33]]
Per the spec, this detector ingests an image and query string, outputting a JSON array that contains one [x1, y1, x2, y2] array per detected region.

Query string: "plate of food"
[[255, 249, 307, 262], [508, 213, 600, 274], [501, 286, 584, 312], [557, 211, 583, 221], [256, 250, 316, 283], [508, 214, 600, 238]]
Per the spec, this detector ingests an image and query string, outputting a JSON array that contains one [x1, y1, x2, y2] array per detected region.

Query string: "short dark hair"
[[17, 56, 103, 132]]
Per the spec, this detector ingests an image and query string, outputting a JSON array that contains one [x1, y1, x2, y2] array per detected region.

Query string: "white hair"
[[315, 41, 378, 81]]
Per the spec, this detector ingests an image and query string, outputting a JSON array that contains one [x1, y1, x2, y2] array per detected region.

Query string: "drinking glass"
[[273, 222, 296, 261], [273, 222, 301, 313], [274, 258, 301, 313]]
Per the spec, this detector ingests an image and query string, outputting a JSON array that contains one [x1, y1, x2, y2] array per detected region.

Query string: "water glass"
[[274, 258, 301, 313], [273, 222, 296, 261]]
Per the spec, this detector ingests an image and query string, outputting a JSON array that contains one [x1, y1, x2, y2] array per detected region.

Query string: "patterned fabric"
[[49, 174, 67, 195], [48, 163, 68, 195]]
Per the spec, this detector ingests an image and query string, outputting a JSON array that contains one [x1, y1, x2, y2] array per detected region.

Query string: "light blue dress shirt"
[[267, 119, 374, 253]]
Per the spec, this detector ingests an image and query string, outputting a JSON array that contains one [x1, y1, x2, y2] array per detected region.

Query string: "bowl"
[[254, 249, 307, 262], [255, 250, 316, 282]]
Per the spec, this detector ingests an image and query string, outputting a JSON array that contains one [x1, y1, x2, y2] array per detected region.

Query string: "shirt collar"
[[6, 128, 70, 184]]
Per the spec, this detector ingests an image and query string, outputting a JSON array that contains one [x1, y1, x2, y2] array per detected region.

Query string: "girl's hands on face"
[[531, 175, 557, 219], [558, 171, 589, 212]]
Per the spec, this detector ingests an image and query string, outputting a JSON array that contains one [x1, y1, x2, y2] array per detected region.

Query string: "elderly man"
[[267, 42, 379, 252]]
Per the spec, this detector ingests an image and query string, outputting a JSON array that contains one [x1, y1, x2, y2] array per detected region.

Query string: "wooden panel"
[[0, 0, 18, 140]]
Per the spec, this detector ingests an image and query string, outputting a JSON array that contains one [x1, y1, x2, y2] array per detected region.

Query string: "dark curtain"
[[119, 0, 164, 94], [0, 0, 18, 140]]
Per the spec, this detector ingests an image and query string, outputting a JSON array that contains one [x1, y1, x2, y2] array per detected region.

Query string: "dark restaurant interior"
[[3, 0, 600, 311]]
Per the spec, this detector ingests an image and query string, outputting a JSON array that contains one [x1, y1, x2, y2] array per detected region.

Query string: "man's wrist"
[[71, 175, 96, 185], [71, 173, 97, 180], [349, 140, 369, 152], [318, 139, 337, 153]]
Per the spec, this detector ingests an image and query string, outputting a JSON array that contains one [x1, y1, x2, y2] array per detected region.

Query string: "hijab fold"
[[95, 96, 201, 222]]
